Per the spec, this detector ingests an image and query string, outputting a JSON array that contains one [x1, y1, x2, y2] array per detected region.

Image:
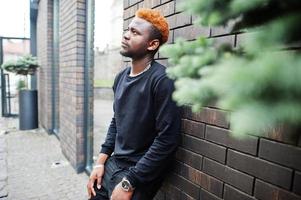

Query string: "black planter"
[[19, 90, 38, 130]]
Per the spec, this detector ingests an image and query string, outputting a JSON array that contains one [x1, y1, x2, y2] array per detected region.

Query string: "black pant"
[[89, 156, 163, 200]]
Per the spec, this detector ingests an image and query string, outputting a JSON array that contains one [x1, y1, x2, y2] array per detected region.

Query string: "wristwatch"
[[120, 177, 135, 192]]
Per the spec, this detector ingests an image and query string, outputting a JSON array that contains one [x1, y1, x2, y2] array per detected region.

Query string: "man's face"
[[120, 17, 154, 59]]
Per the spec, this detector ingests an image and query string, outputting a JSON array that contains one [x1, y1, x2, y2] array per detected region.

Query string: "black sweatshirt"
[[100, 60, 181, 187]]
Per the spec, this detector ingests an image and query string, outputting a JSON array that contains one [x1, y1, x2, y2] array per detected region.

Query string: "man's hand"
[[87, 153, 109, 199], [87, 165, 105, 199], [111, 182, 134, 200]]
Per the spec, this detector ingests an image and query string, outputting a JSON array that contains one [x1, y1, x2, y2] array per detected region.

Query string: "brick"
[[203, 157, 254, 195], [123, 19, 129, 31], [211, 35, 235, 48], [181, 192, 195, 200], [254, 179, 301, 200], [293, 171, 301, 196], [236, 33, 247, 48], [174, 25, 210, 41], [227, 149, 293, 190], [205, 125, 258, 155], [183, 106, 229, 129], [263, 124, 298, 145], [178, 162, 223, 197], [182, 119, 205, 139], [175, 0, 185, 12], [128, 0, 140, 7], [155, 1, 175, 17], [123, 4, 137, 20], [167, 13, 191, 30], [210, 19, 236, 36], [166, 29, 174, 44], [123, 0, 129, 9], [200, 189, 222, 200], [259, 138, 301, 171], [165, 184, 181, 200], [224, 184, 256, 200], [154, 189, 165, 200], [157, 51, 166, 60], [182, 134, 226, 164], [154, 51, 160, 59], [211, 26, 231, 37], [175, 147, 203, 170], [162, 0, 174, 4], [141, 0, 161, 9], [168, 173, 199, 199], [137, 1, 144, 9]]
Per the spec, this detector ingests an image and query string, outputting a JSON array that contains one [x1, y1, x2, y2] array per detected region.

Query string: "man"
[[87, 8, 181, 200]]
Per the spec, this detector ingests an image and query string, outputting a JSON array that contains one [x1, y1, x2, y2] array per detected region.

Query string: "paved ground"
[[0, 95, 113, 199], [93, 99, 113, 157], [0, 117, 89, 200], [0, 133, 8, 199]]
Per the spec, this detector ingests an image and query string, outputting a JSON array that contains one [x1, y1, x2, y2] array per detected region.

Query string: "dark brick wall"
[[123, 1, 301, 199], [37, 0, 93, 172], [37, 0, 53, 132], [59, 0, 91, 171]]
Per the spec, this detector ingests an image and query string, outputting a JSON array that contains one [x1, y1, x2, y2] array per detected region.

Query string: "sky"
[[0, 0, 114, 50], [94, 0, 111, 51], [0, 0, 30, 38]]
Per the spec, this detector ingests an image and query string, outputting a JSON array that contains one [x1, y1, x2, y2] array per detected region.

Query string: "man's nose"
[[123, 30, 130, 40]]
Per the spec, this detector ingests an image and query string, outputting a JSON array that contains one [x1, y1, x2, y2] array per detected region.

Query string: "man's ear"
[[147, 39, 160, 51]]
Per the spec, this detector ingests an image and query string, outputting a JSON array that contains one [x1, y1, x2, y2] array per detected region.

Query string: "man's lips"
[[121, 42, 128, 48]]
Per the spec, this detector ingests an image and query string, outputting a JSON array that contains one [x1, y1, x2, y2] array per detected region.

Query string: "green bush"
[[161, 0, 301, 138], [1, 54, 39, 76]]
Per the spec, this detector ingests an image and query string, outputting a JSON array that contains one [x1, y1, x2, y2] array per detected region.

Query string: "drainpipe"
[[51, 0, 59, 135], [84, 0, 94, 174], [30, 0, 38, 90], [0, 38, 4, 117]]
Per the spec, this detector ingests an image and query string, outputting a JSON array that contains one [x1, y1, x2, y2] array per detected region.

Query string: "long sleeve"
[[126, 76, 181, 187], [99, 71, 123, 156]]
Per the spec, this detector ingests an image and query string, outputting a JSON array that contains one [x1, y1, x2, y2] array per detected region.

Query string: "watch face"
[[121, 180, 130, 191]]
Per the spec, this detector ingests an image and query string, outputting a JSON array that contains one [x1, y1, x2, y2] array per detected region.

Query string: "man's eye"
[[132, 30, 137, 35]]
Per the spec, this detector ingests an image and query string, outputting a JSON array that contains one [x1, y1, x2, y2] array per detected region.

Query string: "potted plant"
[[1, 54, 39, 130]]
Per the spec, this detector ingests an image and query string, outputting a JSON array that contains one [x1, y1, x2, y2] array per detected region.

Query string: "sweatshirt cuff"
[[100, 147, 113, 156], [126, 170, 140, 189]]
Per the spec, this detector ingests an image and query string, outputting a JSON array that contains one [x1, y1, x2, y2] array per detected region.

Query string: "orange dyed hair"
[[135, 8, 169, 44]]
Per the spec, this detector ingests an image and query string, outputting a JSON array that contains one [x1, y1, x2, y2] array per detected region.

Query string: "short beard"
[[119, 49, 133, 58], [120, 49, 150, 60]]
